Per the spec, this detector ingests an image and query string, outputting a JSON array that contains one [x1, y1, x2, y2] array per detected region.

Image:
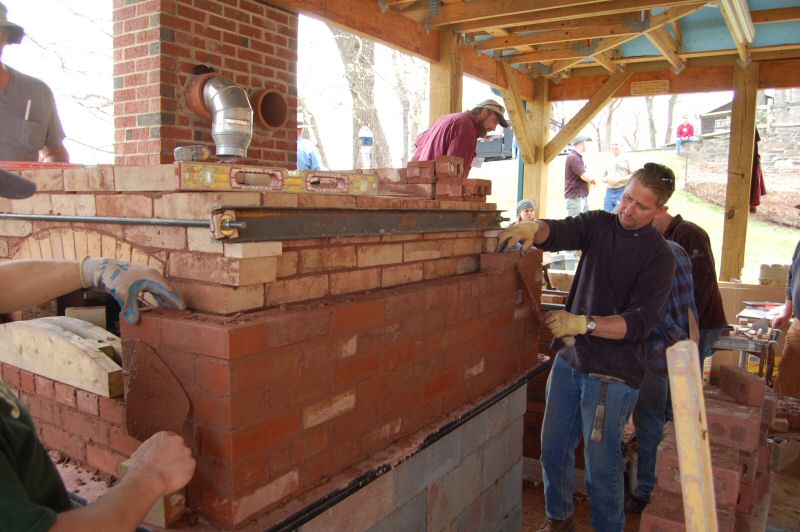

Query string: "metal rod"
[[0, 212, 210, 227]]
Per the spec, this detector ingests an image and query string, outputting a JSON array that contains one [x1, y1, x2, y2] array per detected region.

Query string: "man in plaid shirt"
[[626, 240, 699, 513]]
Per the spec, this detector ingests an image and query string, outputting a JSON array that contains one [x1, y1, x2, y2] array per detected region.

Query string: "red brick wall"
[[112, 0, 297, 166], [118, 251, 542, 527]]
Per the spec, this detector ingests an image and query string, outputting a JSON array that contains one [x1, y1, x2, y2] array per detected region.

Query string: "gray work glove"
[[81, 258, 185, 324]]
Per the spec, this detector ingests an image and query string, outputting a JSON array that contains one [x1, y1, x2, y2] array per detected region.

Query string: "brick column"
[[112, 0, 297, 166]]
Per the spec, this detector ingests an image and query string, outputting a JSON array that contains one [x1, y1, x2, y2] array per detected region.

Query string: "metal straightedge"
[[209, 206, 503, 242]]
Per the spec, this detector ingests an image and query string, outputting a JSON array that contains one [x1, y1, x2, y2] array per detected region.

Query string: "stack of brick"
[[384, 156, 492, 203], [640, 365, 773, 531]]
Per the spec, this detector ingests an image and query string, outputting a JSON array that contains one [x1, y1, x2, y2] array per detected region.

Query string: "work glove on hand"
[[544, 310, 588, 339], [81, 258, 185, 325], [496, 221, 540, 253]]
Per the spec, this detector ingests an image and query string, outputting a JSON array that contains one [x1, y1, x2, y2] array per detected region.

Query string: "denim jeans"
[[604, 187, 625, 213], [631, 370, 669, 502], [541, 355, 639, 532], [565, 196, 589, 217], [676, 136, 699, 155]]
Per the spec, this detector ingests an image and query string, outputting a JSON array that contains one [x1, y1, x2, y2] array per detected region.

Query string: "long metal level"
[[211, 206, 504, 242]]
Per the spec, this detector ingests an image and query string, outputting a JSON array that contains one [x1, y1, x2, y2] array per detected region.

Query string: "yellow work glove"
[[496, 221, 540, 253], [544, 310, 588, 338]]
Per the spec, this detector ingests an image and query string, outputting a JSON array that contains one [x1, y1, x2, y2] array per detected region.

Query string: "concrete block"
[[427, 451, 481, 531], [366, 489, 426, 532], [462, 395, 510, 458], [302, 470, 396, 532], [481, 418, 523, 490], [498, 504, 522, 532], [395, 427, 462, 506]]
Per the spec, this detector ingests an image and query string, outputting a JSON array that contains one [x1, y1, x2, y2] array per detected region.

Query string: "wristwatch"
[[586, 316, 597, 335]]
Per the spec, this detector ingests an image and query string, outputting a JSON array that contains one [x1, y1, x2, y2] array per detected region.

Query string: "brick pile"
[[378, 156, 492, 203], [640, 365, 774, 531]]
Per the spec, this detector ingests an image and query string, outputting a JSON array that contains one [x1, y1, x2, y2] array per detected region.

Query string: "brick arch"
[[11, 227, 165, 275]]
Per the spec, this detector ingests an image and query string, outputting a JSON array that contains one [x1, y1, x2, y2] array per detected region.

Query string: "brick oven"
[[0, 161, 546, 529]]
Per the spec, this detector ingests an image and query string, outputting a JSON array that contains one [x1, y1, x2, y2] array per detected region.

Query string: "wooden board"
[[0, 319, 123, 397]]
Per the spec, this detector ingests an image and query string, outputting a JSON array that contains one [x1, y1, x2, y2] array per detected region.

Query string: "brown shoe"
[[537, 516, 575, 532]]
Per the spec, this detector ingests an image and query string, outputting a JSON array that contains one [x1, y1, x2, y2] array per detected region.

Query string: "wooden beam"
[[505, 12, 651, 36], [506, 42, 597, 64], [450, 0, 703, 32], [666, 341, 718, 531], [593, 51, 617, 73], [429, 30, 464, 125], [720, 0, 755, 64], [528, 77, 551, 217], [461, 45, 536, 100], [500, 63, 537, 165], [544, 69, 632, 163], [720, 62, 758, 282], [751, 6, 800, 24], [428, 0, 605, 27], [477, 23, 642, 52], [547, 56, 800, 100], [645, 27, 685, 71], [550, 35, 633, 75]]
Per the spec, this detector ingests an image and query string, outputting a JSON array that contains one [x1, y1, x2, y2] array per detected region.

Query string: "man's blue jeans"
[[541, 355, 639, 532], [604, 187, 625, 213], [631, 370, 669, 502], [676, 136, 699, 155]]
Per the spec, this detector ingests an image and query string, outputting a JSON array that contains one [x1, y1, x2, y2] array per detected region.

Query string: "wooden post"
[[429, 30, 463, 126], [500, 68, 550, 217], [720, 62, 758, 281], [666, 340, 718, 532]]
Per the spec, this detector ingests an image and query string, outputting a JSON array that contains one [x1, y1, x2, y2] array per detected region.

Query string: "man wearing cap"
[[297, 120, 321, 171], [412, 99, 507, 178], [0, 2, 69, 163], [0, 169, 197, 529], [564, 136, 595, 217]]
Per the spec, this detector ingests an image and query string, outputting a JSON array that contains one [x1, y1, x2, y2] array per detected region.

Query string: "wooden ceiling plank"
[[750, 6, 800, 24], [645, 26, 685, 71], [477, 23, 643, 51], [507, 12, 649, 35], [593, 51, 617, 72], [544, 69, 633, 162], [451, 0, 704, 32]]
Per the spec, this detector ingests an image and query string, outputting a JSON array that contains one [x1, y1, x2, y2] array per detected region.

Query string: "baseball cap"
[[477, 99, 509, 128], [571, 135, 592, 145], [0, 169, 36, 199], [0, 2, 24, 44]]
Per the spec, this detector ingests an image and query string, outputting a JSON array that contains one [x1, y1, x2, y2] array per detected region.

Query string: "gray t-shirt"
[[0, 66, 65, 161]]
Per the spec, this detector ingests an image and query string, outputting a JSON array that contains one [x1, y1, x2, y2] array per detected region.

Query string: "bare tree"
[[602, 98, 622, 149], [391, 49, 427, 166], [663, 94, 678, 145], [298, 97, 330, 169], [644, 96, 658, 148], [329, 26, 392, 169]]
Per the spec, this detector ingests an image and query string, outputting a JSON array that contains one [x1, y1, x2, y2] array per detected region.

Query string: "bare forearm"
[[590, 315, 628, 340], [689, 310, 699, 344], [39, 145, 70, 163], [533, 221, 551, 244], [51, 474, 161, 532], [0, 261, 82, 313]]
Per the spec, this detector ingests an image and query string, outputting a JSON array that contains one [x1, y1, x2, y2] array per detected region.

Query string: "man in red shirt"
[[412, 99, 507, 178], [675, 115, 698, 155]]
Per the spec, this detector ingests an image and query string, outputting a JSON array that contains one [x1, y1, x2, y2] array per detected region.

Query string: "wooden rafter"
[[593, 51, 617, 73], [503, 12, 651, 36], [505, 42, 598, 64], [646, 27, 685, 72], [442, 0, 703, 32], [543, 69, 632, 163], [477, 23, 643, 52], [719, 0, 755, 64], [427, 0, 608, 27], [548, 3, 705, 76], [750, 6, 800, 24], [500, 63, 537, 165]]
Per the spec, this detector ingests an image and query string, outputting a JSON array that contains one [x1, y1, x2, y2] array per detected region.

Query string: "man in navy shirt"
[[498, 163, 677, 532]]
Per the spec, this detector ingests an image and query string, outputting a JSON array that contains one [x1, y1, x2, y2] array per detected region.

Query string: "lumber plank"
[[429, 30, 463, 126]]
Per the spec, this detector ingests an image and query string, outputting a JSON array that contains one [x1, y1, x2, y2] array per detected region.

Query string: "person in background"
[[0, 169, 193, 531], [772, 239, 800, 399], [497, 163, 678, 532], [564, 136, 595, 217], [296, 120, 322, 171], [651, 208, 727, 364], [626, 240, 699, 514], [412, 99, 508, 179], [675, 115, 698, 156], [0, 3, 69, 162], [602, 142, 632, 213], [516, 199, 537, 224]]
